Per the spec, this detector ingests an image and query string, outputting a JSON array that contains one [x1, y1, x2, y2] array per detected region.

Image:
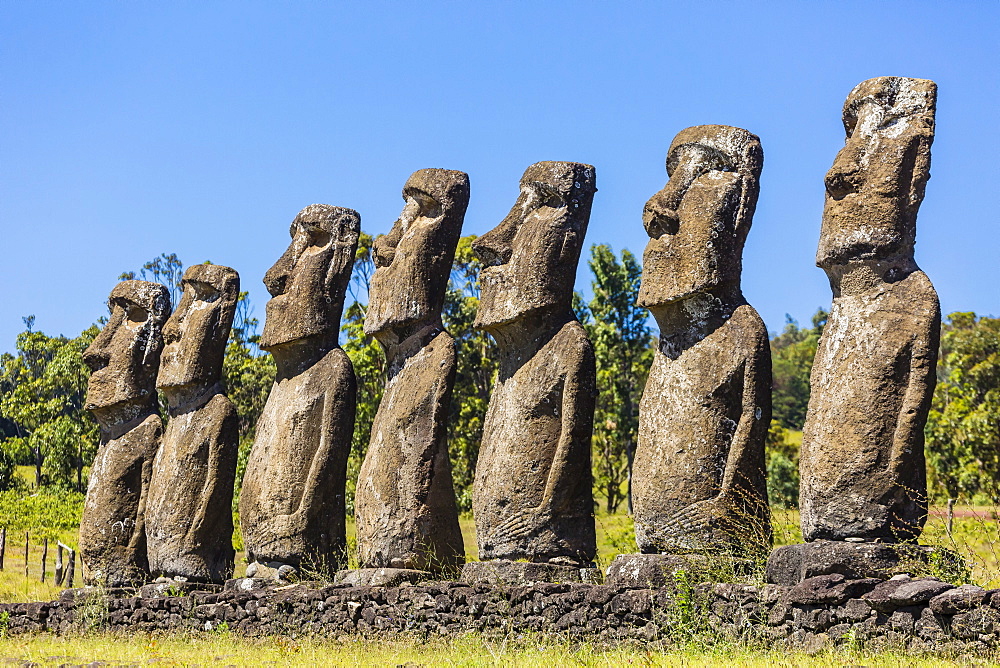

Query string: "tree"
[[926, 312, 1000, 502], [341, 232, 385, 514], [770, 309, 827, 431], [0, 319, 99, 489], [119, 253, 185, 306], [578, 245, 652, 514], [442, 235, 497, 511]]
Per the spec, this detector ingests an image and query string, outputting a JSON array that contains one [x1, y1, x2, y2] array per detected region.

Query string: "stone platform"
[[461, 560, 602, 585], [766, 540, 964, 585]]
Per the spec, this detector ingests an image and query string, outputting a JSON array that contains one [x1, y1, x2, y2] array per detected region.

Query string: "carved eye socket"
[[307, 228, 332, 250], [126, 305, 149, 324], [528, 183, 564, 209], [189, 280, 220, 303]]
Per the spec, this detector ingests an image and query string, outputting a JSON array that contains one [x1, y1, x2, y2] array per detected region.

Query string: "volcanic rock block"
[[460, 560, 600, 586], [334, 568, 433, 587], [800, 77, 940, 542], [239, 205, 360, 576], [471, 161, 598, 566], [80, 281, 171, 587], [146, 264, 240, 583], [632, 125, 771, 557], [766, 540, 957, 585], [355, 170, 468, 573]]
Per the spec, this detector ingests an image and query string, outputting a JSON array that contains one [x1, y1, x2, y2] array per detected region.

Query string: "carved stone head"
[[156, 264, 240, 391], [365, 169, 469, 338], [638, 125, 762, 309], [83, 281, 171, 421], [260, 205, 360, 351], [817, 76, 936, 269], [473, 161, 596, 330]]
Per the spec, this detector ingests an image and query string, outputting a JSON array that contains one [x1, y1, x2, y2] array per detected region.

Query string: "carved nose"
[[824, 168, 861, 200], [473, 236, 512, 267], [82, 348, 109, 373], [263, 256, 291, 297], [642, 191, 680, 238]]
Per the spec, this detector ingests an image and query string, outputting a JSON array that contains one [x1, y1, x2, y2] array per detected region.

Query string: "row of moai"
[[77, 75, 941, 588]]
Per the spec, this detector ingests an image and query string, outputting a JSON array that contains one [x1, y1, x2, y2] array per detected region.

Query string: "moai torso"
[[471, 161, 598, 565], [800, 77, 940, 543], [356, 169, 468, 572], [80, 281, 170, 586], [146, 264, 240, 582], [239, 205, 359, 573], [632, 126, 771, 556]]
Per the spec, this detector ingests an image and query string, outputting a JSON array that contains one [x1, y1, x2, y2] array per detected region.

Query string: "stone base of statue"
[[224, 577, 277, 593], [766, 540, 964, 585], [334, 568, 434, 587], [605, 553, 757, 588], [139, 579, 223, 598], [461, 560, 601, 586]]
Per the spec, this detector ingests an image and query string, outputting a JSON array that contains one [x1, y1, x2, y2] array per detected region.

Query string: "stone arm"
[[292, 357, 356, 524], [717, 350, 769, 506], [539, 346, 596, 517], [888, 310, 939, 482], [190, 397, 238, 540], [127, 441, 156, 552]]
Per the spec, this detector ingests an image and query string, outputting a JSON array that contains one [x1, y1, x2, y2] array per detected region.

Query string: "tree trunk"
[[33, 446, 42, 488]]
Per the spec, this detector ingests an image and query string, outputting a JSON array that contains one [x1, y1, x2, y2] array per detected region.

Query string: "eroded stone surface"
[[632, 126, 771, 556], [80, 281, 171, 587], [146, 264, 240, 583], [355, 170, 467, 572], [239, 205, 360, 575], [471, 161, 598, 565], [335, 568, 433, 587], [800, 77, 940, 542], [766, 540, 951, 585], [460, 560, 598, 586]]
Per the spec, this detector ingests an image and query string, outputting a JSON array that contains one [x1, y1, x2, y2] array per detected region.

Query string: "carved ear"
[[559, 228, 579, 264], [907, 135, 932, 210]]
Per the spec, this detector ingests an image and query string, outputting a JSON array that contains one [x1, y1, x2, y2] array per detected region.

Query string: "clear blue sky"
[[2, 2, 998, 352]]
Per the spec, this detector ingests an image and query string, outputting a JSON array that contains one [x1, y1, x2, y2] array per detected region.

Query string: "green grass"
[[0, 634, 991, 666]]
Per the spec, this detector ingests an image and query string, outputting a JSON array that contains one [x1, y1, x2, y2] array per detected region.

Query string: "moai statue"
[[799, 77, 940, 543], [354, 169, 468, 575], [239, 205, 359, 578], [468, 161, 598, 577], [80, 281, 170, 586], [146, 264, 240, 583], [630, 125, 772, 559]]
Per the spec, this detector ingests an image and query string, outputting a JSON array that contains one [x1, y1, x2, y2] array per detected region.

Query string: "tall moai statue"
[[146, 264, 240, 583], [631, 126, 772, 558], [799, 77, 940, 543], [354, 169, 468, 574], [470, 161, 598, 572], [239, 205, 359, 576], [80, 281, 171, 586]]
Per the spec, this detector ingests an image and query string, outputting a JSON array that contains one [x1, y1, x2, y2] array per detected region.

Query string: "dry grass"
[[0, 633, 991, 666]]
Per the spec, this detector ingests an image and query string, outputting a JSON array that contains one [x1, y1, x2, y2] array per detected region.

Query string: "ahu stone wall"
[[3, 574, 1000, 654]]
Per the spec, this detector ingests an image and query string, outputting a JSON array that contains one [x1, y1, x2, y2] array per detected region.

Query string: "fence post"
[[41, 537, 48, 583], [65, 548, 75, 589], [0, 526, 6, 570], [55, 543, 64, 586], [947, 498, 955, 538]]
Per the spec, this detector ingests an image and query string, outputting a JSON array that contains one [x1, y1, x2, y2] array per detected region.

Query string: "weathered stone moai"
[[146, 264, 240, 583], [630, 125, 772, 561], [354, 170, 468, 573], [239, 205, 359, 578], [799, 77, 940, 543], [80, 281, 171, 586], [468, 161, 598, 578]]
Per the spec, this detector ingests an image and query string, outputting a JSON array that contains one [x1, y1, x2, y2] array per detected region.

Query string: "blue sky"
[[2, 2, 998, 351]]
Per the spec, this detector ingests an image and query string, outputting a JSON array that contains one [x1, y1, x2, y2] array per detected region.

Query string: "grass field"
[[0, 634, 993, 666]]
